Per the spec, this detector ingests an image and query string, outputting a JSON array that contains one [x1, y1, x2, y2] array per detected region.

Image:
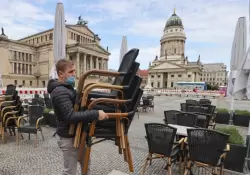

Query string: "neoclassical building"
[[148, 9, 202, 89], [0, 18, 110, 88]]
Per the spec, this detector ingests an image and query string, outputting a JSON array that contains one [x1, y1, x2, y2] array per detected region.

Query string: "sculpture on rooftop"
[[77, 15, 88, 25], [1, 27, 5, 35]]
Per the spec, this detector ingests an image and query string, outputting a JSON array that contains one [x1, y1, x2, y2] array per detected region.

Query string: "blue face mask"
[[65, 76, 75, 86]]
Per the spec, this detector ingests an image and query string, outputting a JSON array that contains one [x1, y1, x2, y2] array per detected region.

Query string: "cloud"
[[82, 0, 248, 69], [1, 0, 248, 71], [0, 0, 54, 39]]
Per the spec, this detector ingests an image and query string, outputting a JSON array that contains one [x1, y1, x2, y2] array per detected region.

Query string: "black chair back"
[[5, 84, 16, 95], [145, 123, 176, 157], [123, 75, 142, 100], [125, 88, 143, 131], [180, 103, 187, 112], [122, 62, 140, 86], [164, 110, 182, 124], [187, 129, 229, 166], [29, 105, 44, 125], [112, 49, 139, 86], [187, 106, 206, 113], [199, 99, 211, 105], [186, 99, 199, 106], [176, 112, 198, 127]]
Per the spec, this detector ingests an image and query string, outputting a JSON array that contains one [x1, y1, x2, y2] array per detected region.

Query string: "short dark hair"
[[56, 59, 74, 74]]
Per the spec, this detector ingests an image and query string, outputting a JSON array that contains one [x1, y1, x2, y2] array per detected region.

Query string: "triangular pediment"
[[83, 43, 110, 55], [67, 25, 94, 38], [152, 61, 183, 70]]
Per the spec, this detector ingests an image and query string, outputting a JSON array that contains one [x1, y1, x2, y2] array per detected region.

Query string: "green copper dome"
[[165, 10, 183, 28]]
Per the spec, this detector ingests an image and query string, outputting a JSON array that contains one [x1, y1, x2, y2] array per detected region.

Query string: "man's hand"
[[98, 110, 109, 120]]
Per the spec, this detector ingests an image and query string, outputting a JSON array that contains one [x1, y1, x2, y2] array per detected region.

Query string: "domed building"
[[148, 8, 202, 89]]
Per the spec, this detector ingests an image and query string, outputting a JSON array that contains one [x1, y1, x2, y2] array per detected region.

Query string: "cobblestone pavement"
[[0, 96, 249, 175]]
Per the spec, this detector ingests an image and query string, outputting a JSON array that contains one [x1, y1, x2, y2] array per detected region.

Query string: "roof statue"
[[77, 15, 88, 25], [1, 27, 5, 36]]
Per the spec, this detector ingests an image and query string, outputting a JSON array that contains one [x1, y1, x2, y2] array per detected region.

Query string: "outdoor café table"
[[168, 124, 194, 137]]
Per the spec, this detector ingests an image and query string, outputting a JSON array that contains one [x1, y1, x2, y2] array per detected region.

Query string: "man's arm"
[[51, 87, 99, 124]]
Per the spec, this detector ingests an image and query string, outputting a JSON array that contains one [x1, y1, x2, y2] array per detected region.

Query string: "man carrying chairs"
[[64, 48, 141, 175], [48, 59, 109, 175], [48, 48, 142, 175]]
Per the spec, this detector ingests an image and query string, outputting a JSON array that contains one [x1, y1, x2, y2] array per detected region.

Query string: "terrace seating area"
[[0, 49, 249, 174]]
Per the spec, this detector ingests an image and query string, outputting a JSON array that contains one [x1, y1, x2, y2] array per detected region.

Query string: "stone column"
[[105, 59, 108, 70], [76, 52, 80, 77], [90, 55, 93, 70], [20, 63, 22, 74], [83, 53, 86, 72], [12, 63, 14, 73], [66, 52, 70, 60], [96, 57, 99, 69], [101, 58, 103, 70]]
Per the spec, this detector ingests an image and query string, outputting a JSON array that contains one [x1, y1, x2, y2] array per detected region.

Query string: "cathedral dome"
[[165, 9, 183, 28]]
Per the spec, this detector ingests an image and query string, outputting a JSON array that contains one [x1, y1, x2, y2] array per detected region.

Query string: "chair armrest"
[[0, 101, 14, 107], [1, 106, 16, 118], [5, 116, 20, 128], [77, 69, 127, 92], [3, 111, 18, 122], [220, 144, 230, 159], [81, 84, 125, 106], [36, 117, 44, 129], [17, 116, 28, 127], [0, 95, 12, 99]]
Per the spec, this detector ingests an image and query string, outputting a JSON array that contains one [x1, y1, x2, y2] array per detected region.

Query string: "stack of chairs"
[[69, 48, 143, 174], [0, 84, 23, 143]]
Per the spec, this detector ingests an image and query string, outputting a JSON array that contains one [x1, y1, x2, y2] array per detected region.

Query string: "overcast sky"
[[0, 0, 248, 70]]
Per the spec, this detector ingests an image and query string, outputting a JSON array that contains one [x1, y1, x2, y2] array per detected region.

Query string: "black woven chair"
[[176, 112, 198, 127], [141, 123, 184, 175], [79, 88, 143, 174], [199, 99, 211, 105], [184, 129, 230, 175], [17, 105, 44, 147], [163, 110, 183, 125], [180, 103, 187, 112]]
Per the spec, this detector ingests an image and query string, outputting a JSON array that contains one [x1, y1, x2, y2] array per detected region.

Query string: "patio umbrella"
[[232, 17, 247, 99], [119, 36, 128, 64], [49, 2, 66, 79], [227, 17, 247, 124]]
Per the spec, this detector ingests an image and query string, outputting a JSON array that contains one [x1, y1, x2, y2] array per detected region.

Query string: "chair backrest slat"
[[29, 105, 44, 125], [164, 110, 182, 124]]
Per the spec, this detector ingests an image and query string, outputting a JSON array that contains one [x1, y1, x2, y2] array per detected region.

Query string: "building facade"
[[148, 9, 202, 89], [137, 69, 149, 88], [201, 63, 228, 86], [0, 18, 110, 88]]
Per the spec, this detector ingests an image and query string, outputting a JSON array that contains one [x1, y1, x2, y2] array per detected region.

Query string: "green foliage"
[[44, 108, 53, 114], [234, 109, 250, 116], [206, 83, 219, 90], [216, 127, 244, 145], [216, 108, 229, 113]]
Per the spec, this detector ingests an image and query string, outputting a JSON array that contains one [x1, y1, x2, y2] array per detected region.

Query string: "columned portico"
[[67, 44, 110, 80]]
